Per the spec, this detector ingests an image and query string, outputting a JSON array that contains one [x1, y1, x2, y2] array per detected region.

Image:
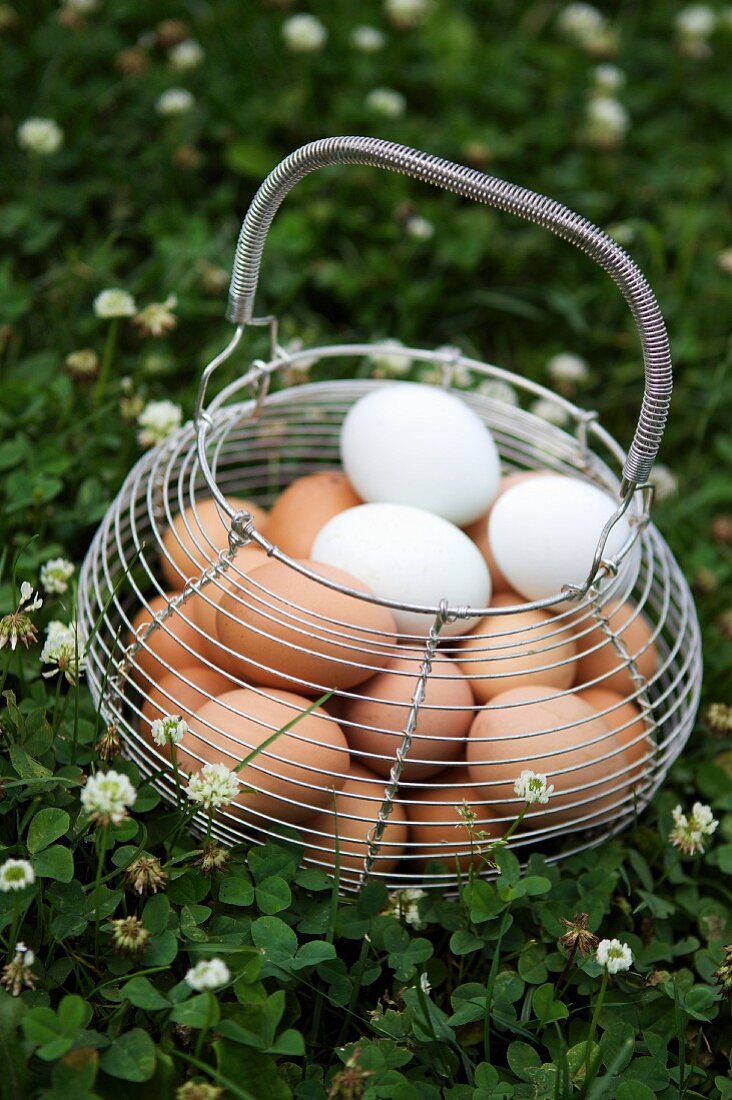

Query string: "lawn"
[[1, 1, 732, 1097]]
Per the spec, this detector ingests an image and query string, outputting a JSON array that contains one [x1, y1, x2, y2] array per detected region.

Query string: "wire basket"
[[78, 137, 702, 892]]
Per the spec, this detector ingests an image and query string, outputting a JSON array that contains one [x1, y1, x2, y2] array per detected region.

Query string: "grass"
[[1, 1, 732, 1097]]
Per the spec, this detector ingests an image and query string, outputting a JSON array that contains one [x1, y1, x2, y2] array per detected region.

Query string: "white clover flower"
[[366, 87, 406, 118], [81, 768, 137, 825], [45, 618, 70, 644], [592, 63, 625, 91], [587, 97, 628, 132], [716, 247, 732, 276], [514, 769, 554, 805], [15, 942, 34, 966], [282, 13, 327, 52], [93, 288, 136, 319], [648, 463, 678, 501], [419, 972, 431, 994], [40, 558, 74, 595], [17, 117, 64, 156], [674, 7, 715, 61], [187, 762, 239, 810], [150, 714, 187, 747], [40, 620, 85, 685], [133, 294, 178, 338], [557, 3, 616, 54], [352, 25, 385, 51], [168, 38, 204, 70], [669, 801, 718, 855], [385, 0, 430, 29], [136, 399, 183, 447], [675, 4, 716, 37], [0, 941, 37, 996], [692, 802, 717, 831], [405, 214, 434, 241], [477, 378, 520, 405], [369, 338, 412, 376], [595, 938, 633, 974], [584, 96, 629, 147], [65, 348, 99, 378], [452, 368, 472, 390], [19, 582, 43, 611], [382, 887, 427, 926], [383, 886, 427, 928], [547, 352, 589, 384], [0, 584, 42, 651], [156, 87, 195, 116], [185, 957, 231, 991], [0, 859, 35, 892], [530, 397, 570, 427], [557, 2, 605, 40], [402, 888, 427, 927]]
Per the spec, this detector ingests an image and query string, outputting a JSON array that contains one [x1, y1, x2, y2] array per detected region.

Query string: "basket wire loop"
[[437, 345, 463, 390], [249, 361, 271, 421], [573, 410, 600, 471], [361, 601, 450, 883], [561, 491, 635, 600]]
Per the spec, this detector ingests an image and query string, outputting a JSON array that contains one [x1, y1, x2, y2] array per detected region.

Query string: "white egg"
[[488, 475, 636, 601], [311, 502, 491, 637], [340, 383, 501, 526]]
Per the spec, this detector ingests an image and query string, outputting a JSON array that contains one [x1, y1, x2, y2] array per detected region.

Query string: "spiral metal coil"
[[77, 141, 701, 893]]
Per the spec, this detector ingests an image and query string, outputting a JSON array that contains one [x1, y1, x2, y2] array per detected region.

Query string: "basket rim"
[[187, 346, 652, 622]]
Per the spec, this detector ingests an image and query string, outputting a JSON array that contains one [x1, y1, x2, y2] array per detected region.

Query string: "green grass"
[[1, 1, 732, 1097]]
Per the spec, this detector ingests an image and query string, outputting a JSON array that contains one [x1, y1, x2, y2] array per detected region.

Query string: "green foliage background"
[[1, 1, 731, 1098]]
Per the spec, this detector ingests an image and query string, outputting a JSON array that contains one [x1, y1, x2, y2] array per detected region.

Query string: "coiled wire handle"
[[226, 135, 672, 495]]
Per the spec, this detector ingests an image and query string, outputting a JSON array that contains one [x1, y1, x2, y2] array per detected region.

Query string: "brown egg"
[[302, 764, 408, 875], [457, 593, 577, 703], [266, 471, 361, 559], [463, 471, 549, 594], [127, 593, 207, 688], [185, 687, 349, 825], [139, 664, 235, 747], [339, 656, 475, 780], [574, 600, 658, 694], [466, 684, 647, 827], [161, 497, 269, 588], [580, 688, 654, 762], [214, 559, 398, 694], [407, 766, 505, 870], [191, 545, 269, 646]]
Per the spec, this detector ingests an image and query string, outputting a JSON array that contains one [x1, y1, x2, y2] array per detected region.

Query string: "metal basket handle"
[[225, 135, 672, 496]]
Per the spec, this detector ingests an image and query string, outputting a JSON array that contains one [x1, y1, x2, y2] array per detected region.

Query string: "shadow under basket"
[[77, 137, 702, 893]]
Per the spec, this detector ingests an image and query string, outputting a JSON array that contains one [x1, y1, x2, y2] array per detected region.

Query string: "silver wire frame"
[[77, 138, 700, 893]]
